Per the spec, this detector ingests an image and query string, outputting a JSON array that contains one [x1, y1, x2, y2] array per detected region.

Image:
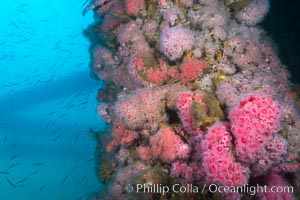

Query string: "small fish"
[[58, 113, 67, 118], [32, 162, 44, 166], [53, 40, 61, 49], [60, 142, 66, 153], [3, 136, 7, 144], [10, 154, 20, 162], [0, 124, 14, 129], [37, 19, 49, 22], [70, 166, 76, 175], [73, 136, 79, 144], [14, 177, 28, 185], [82, 0, 110, 16], [51, 134, 62, 142], [16, 38, 30, 43], [47, 111, 56, 115], [85, 94, 91, 101], [81, 0, 90, 7], [52, 125, 64, 133], [10, 82, 20, 86], [11, 97, 23, 103], [33, 79, 41, 87], [45, 122, 50, 133], [78, 101, 88, 106], [73, 92, 82, 98], [86, 158, 94, 163], [19, 55, 31, 59], [71, 123, 77, 129], [80, 175, 87, 183], [10, 20, 19, 28], [75, 151, 80, 162], [16, 9, 27, 13], [18, 3, 29, 8], [46, 73, 55, 82], [65, 104, 75, 109], [16, 184, 24, 188], [67, 100, 74, 105], [60, 175, 69, 186], [6, 163, 22, 170], [0, 171, 10, 174], [5, 177, 16, 188], [26, 171, 37, 178]]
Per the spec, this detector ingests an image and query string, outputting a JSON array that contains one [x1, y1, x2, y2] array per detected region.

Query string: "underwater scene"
[[1, 0, 300, 199]]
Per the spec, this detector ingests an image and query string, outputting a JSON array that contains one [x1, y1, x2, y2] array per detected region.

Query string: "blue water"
[[0, 0, 104, 199]]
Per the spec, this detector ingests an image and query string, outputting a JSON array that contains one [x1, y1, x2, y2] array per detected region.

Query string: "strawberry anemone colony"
[[84, 0, 300, 199]]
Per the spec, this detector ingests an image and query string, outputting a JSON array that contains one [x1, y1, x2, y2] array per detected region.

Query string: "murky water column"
[[0, 0, 104, 199]]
